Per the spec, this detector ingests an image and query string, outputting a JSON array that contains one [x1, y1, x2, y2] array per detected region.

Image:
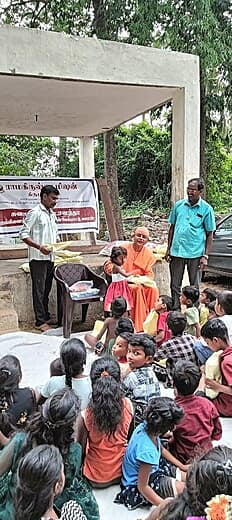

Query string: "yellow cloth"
[[205, 350, 222, 399], [91, 320, 107, 343], [199, 304, 209, 326], [127, 275, 157, 288], [143, 309, 158, 334], [19, 241, 82, 271]]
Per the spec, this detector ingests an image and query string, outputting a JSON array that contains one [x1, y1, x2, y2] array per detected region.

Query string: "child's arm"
[[161, 445, 189, 472], [75, 414, 88, 457], [155, 329, 165, 344], [205, 379, 232, 396], [137, 462, 165, 506], [0, 431, 9, 448], [211, 413, 222, 441], [194, 322, 201, 338], [113, 264, 133, 277]]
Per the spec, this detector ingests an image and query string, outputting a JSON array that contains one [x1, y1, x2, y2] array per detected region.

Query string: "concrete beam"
[[171, 86, 200, 202]]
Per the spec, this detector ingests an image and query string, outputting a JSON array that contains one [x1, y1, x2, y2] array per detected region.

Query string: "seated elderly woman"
[[105, 227, 159, 332]]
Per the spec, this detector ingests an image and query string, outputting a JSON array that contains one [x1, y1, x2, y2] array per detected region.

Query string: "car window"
[[216, 215, 232, 236]]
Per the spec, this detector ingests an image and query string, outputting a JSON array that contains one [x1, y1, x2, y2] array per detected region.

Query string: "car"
[[204, 213, 232, 277]]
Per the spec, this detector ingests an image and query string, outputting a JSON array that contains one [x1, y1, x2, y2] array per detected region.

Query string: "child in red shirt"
[[201, 318, 232, 417], [169, 360, 222, 463], [154, 295, 173, 347]]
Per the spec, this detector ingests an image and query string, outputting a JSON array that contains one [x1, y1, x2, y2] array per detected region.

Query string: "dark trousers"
[[169, 256, 201, 310], [29, 260, 54, 326]]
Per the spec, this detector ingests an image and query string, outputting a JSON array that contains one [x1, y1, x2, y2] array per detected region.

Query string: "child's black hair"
[[201, 318, 229, 343], [159, 445, 232, 520], [129, 333, 156, 357], [208, 301, 217, 314], [21, 388, 80, 461], [160, 295, 173, 311], [202, 288, 218, 304], [60, 338, 86, 388], [111, 297, 127, 318], [117, 332, 133, 344], [50, 357, 65, 377], [89, 356, 123, 435], [144, 396, 183, 436], [182, 285, 199, 304], [217, 290, 232, 315], [110, 246, 127, 263], [115, 317, 134, 336], [167, 311, 187, 336], [173, 360, 201, 396], [15, 444, 62, 520], [0, 355, 22, 435]]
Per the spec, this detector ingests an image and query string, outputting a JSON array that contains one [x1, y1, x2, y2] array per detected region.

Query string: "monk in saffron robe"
[[104, 227, 159, 332]]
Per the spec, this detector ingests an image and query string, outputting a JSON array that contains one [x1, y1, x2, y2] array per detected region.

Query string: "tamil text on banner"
[[0, 177, 99, 237]]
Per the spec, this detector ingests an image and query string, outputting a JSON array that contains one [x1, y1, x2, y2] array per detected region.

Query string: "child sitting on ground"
[[76, 357, 134, 488], [0, 355, 35, 440], [215, 290, 232, 343], [154, 295, 173, 347], [104, 246, 133, 313], [193, 301, 218, 365], [112, 332, 132, 379], [115, 397, 188, 510], [153, 311, 196, 386], [122, 333, 160, 418], [148, 445, 232, 520], [200, 318, 232, 417], [40, 338, 91, 410], [180, 286, 200, 338], [169, 360, 222, 463], [85, 297, 127, 354], [199, 288, 218, 326]]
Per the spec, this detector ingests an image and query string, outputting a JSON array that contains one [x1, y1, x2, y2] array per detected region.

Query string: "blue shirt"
[[168, 198, 215, 258], [122, 422, 161, 486]]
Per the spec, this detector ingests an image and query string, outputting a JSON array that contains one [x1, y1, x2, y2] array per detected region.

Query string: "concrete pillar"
[[79, 137, 95, 178], [171, 86, 200, 203], [79, 137, 96, 242]]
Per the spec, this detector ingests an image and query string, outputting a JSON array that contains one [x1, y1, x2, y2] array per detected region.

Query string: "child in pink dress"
[[104, 246, 133, 313]]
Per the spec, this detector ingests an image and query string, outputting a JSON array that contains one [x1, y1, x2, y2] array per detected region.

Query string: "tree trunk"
[[104, 130, 124, 239], [59, 137, 67, 176], [200, 69, 206, 180]]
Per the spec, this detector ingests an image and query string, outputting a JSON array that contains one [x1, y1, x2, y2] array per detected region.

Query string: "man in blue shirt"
[[165, 178, 215, 310]]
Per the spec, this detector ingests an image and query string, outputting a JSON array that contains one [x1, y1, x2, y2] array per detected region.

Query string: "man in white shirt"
[[19, 185, 59, 332]]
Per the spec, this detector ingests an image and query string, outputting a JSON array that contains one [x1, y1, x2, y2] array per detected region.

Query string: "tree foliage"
[[95, 122, 171, 208], [0, 136, 56, 176]]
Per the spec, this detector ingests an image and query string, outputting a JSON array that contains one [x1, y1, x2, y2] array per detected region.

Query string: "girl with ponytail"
[[15, 444, 87, 520], [76, 356, 134, 488], [0, 355, 35, 441], [0, 389, 99, 520], [40, 338, 91, 410], [115, 397, 188, 511]]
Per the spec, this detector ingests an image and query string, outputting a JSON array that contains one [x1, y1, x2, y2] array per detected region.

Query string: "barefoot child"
[[115, 397, 188, 510], [85, 297, 127, 354], [104, 246, 133, 313]]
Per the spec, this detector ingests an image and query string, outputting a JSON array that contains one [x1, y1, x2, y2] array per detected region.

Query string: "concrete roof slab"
[[0, 25, 199, 137]]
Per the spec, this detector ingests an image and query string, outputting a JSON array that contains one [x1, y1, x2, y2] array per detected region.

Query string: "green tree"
[[0, 136, 56, 176], [127, 0, 232, 178]]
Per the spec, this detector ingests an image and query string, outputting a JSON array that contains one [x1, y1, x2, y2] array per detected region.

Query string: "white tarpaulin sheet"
[[0, 177, 99, 236]]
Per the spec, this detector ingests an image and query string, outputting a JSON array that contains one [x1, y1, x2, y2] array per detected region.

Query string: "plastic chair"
[[54, 263, 107, 338]]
